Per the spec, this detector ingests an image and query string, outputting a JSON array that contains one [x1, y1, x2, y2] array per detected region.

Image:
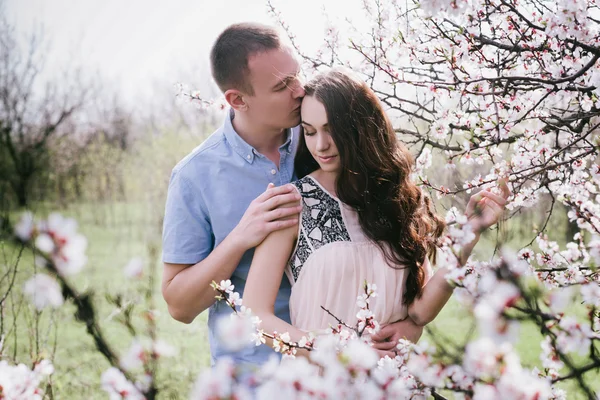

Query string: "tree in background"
[[154, 1, 600, 396], [0, 10, 87, 207], [3, 0, 600, 398]]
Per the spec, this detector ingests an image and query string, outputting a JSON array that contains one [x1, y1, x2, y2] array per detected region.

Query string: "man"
[[162, 22, 420, 365]]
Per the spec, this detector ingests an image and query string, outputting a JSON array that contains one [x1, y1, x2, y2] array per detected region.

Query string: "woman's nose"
[[316, 135, 330, 151]]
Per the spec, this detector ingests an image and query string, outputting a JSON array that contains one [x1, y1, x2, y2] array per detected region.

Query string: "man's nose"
[[291, 78, 305, 98], [294, 84, 305, 99]]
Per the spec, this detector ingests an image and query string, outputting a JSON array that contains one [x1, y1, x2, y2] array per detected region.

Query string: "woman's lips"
[[318, 155, 337, 163]]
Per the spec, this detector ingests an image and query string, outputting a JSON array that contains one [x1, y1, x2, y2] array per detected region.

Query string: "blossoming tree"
[[187, 0, 600, 398], [4, 214, 176, 399], [4, 0, 600, 399]]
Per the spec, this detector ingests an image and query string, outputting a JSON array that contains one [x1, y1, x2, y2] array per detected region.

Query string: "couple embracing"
[[161, 22, 509, 366]]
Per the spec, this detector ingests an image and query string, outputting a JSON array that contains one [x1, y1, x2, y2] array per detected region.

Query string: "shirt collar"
[[280, 127, 294, 154], [223, 108, 295, 164]]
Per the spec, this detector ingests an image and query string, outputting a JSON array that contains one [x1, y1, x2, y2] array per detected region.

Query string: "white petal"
[[35, 234, 55, 253]]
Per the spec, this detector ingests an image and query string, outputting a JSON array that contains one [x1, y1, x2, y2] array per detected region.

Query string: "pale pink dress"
[[285, 175, 432, 332]]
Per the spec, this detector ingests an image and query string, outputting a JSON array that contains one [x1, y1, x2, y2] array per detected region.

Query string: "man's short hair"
[[210, 23, 282, 95]]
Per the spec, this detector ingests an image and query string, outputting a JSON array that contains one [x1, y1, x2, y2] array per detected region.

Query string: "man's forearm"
[[162, 234, 247, 323], [393, 318, 424, 343]]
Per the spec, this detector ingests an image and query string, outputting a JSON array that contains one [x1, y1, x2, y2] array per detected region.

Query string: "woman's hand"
[[465, 178, 511, 234]]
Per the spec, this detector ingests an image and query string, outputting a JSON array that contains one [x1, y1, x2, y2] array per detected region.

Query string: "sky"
[[6, 0, 361, 106]]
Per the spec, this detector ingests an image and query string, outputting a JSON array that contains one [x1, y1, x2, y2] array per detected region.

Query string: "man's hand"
[[371, 318, 424, 359], [231, 183, 302, 250]]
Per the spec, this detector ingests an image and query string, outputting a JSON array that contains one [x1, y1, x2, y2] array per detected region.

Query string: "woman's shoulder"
[[291, 175, 321, 196]]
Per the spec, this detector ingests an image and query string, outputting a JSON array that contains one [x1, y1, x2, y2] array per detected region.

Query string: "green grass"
[[2, 202, 211, 399], [1, 200, 598, 399]]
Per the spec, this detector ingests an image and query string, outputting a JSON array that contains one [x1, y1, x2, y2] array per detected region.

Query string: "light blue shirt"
[[162, 109, 298, 365]]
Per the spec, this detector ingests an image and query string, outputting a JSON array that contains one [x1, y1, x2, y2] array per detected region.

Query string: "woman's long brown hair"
[[295, 69, 446, 305]]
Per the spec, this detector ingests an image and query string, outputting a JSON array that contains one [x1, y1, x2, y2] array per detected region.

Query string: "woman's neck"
[[310, 169, 338, 197]]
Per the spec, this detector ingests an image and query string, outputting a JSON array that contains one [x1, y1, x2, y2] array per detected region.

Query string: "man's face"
[[245, 46, 305, 132]]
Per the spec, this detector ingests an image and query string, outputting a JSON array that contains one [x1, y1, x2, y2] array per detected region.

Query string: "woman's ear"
[[224, 89, 248, 111]]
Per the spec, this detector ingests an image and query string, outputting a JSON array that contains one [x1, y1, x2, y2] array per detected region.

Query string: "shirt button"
[[246, 155, 251, 160], [270, 169, 277, 175]]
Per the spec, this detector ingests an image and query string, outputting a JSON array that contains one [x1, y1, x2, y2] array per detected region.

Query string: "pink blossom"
[[464, 338, 521, 380], [556, 316, 594, 355], [101, 367, 145, 400], [0, 359, 54, 400]]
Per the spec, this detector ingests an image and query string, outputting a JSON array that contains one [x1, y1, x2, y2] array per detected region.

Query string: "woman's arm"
[[408, 182, 510, 326], [243, 219, 308, 350], [407, 233, 480, 326]]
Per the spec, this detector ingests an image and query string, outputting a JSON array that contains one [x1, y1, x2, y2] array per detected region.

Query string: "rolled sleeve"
[[162, 171, 213, 264]]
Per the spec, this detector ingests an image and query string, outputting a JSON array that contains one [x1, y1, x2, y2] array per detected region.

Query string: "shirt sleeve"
[[162, 170, 214, 264]]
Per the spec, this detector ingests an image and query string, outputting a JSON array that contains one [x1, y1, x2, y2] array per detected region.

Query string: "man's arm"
[[162, 183, 302, 324], [370, 318, 424, 358], [162, 234, 246, 323]]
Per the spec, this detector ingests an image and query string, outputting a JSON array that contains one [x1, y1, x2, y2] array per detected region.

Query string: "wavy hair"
[[295, 69, 446, 305]]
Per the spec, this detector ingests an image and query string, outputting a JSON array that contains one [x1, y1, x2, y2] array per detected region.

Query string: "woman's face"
[[300, 95, 341, 175]]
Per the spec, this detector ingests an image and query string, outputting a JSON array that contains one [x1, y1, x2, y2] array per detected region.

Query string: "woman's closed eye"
[[304, 130, 316, 136]]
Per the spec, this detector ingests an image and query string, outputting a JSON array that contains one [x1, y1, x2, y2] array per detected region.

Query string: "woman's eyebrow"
[[301, 121, 329, 129]]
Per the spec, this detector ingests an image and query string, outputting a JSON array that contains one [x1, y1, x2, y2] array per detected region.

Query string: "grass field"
[[2, 200, 598, 399]]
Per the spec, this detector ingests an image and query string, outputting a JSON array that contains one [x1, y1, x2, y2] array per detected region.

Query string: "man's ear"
[[224, 89, 248, 111]]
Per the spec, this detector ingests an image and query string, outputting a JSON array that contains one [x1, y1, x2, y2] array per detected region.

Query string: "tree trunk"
[[10, 172, 31, 207], [14, 178, 29, 207]]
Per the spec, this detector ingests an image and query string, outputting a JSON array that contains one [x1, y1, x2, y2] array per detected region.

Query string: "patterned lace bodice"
[[287, 176, 351, 283]]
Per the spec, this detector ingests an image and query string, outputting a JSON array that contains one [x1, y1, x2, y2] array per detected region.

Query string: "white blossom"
[[23, 274, 64, 310], [14, 212, 35, 241], [123, 257, 144, 278], [581, 282, 600, 307], [216, 314, 255, 352]]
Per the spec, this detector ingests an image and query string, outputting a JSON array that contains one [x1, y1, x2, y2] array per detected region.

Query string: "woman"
[[244, 69, 509, 350]]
